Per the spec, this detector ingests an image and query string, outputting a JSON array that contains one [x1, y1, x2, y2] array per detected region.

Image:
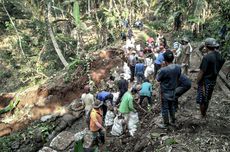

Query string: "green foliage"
[[0, 70, 12, 79], [165, 138, 178, 145], [146, 20, 168, 31], [0, 98, 20, 115], [0, 133, 21, 152], [219, 0, 230, 22], [0, 121, 55, 151], [5, 21, 14, 31], [74, 140, 84, 152], [73, 0, 81, 26], [64, 56, 87, 83]]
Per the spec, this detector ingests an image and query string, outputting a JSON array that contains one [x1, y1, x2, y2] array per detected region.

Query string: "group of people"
[[80, 28, 225, 148]]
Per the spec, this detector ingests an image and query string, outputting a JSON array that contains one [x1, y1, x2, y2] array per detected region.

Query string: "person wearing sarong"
[[196, 38, 225, 117]]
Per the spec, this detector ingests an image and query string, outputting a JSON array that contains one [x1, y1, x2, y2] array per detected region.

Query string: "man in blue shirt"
[[139, 79, 153, 108], [157, 50, 181, 128], [96, 91, 113, 118], [135, 59, 145, 84], [175, 74, 191, 111], [154, 46, 165, 79]]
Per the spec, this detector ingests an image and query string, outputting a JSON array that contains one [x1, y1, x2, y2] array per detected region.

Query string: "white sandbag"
[[112, 92, 119, 103], [145, 58, 153, 67], [105, 110, 115, 127], [123, 73, 131, 80], [136, 44, 141, 52], [111, 116, 123, 136], [128, 112, 139, 136], [123, 62, 131, 75], [144, 64, 154, 78]]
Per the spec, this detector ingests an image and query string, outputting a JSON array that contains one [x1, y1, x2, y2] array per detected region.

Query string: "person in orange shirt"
[[90, 99, 106, 146]]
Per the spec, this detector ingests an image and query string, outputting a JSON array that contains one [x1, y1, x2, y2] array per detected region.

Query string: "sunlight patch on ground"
[[99, 50, 110, 59], [91, 69, 106, 83]]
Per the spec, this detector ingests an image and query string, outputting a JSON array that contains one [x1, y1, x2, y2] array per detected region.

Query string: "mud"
[[0, 46, 229, 152], [0, 49, 123, 136]]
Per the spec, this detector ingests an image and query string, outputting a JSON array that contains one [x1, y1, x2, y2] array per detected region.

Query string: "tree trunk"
[[88, 0, 91, 16], [46, 2, 69, 68]]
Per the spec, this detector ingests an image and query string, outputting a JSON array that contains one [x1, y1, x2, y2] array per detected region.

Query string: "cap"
[[204, 38, 219, 48], [182, 37, 189, 43]]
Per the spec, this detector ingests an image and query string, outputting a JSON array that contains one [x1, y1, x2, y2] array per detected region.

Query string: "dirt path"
[[1, 31, 229, 152], [105, 51, 230, 152]]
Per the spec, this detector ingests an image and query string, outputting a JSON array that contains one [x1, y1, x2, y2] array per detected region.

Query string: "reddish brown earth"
[[0, 49, 123, 136]]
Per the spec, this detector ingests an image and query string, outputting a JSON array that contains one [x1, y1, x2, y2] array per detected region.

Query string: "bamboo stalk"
[[1, 0, 25, 56], [46, 2, 69, 68]]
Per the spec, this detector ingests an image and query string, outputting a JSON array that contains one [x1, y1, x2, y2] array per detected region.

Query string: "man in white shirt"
[[81, 85, 94, 116]]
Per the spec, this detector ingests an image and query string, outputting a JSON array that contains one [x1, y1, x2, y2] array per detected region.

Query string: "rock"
[[68, 99, 84, 112], [50, 131, 75, 151], [41, 115, 54, 122], [70, 111, 83, 118], [62, 113, 77, 126], [82, 130, 93, 149], [38, 147, 57, 152], [11, 141, 20, 149], [150, 133, 160, 138], [134, 140, 148, 152], [162, 135, 169, 141], [165, 138, 177, 145], [34, 128, 43, 143], [74, 129, 87, 141]]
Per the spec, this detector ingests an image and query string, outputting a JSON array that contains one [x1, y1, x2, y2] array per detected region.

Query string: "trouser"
[[139, 96, 152, 106], [161, 90, 176, 124], [182, 64, 189, 75], [175, 85, 191, 110], [116, 89, 127, 106], [91, 129, 105, 146], [136, 72, 144, 84], [130, 65, 135, 82], [196, 80, 215, 116], [154, 63, 161, 79], [102, 94, 114, 119]]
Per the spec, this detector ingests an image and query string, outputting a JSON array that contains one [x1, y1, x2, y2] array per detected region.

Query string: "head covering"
[[182, 37, 189, 43], [93, 99, 103, 108], [204, 38, 219, 48]]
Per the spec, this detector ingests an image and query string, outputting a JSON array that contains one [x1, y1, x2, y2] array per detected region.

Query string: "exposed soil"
[[0, 48, 123, 137], [0, 36, 229, 152]]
